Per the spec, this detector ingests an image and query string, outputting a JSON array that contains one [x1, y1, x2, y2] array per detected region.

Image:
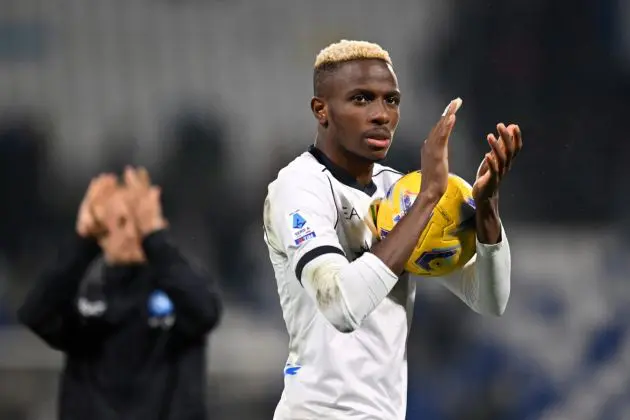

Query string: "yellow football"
[[372, 171, 477, 277]]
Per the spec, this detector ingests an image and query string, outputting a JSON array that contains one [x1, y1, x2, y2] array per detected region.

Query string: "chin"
[[343, 144, 388, 163], [365, 148, 389, 162]]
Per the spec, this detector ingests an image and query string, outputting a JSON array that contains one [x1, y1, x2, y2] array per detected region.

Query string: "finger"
[[93, 178, 118, 207], [494, 124, 509, 153], [91, 175, 118, 212], [153, 186, 161, 200], [85, 177, 102, 200], [123, 166, 135, 187], [92, 191, 114, 223], [149, 187, 163, 209], [88, 174, 117, 208], [487, 134, 506, 173], [440, 98, 462, 139], [475, 153, 497, 191], [440, 114, 456, 141], [485, 152, 500, 176], [124, 166, 142, 191], [487, 134, 507, 170], [425, 98, 461, 149], [476, 158, 489, 178], [137, 167, 151, 187], [99, 174, 118, 193], [441, 97, 463, 117], [498, 123, 515, 167], [511, 124, 523, 157], [87, 174, 110, 199]]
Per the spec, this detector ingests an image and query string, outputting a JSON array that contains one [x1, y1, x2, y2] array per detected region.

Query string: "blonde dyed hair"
[[314, 39, 392, 69]]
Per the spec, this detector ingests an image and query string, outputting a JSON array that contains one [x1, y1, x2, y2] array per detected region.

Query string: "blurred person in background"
[[17, 167, 222, 420]]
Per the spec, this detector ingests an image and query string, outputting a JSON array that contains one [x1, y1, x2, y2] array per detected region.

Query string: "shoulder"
[[263, 151, 338, 237], [267, 151, 333, 200], [372, 162, 403, 178], [372, 163, 404, 190]]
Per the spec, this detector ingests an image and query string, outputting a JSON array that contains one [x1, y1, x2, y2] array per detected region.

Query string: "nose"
[[369, 103, 390, 126]]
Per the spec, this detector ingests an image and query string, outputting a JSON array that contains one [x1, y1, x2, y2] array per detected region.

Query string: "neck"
[[315, 136, 374, 187]]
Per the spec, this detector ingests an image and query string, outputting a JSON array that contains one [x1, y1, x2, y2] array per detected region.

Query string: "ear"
[[310, 97, 328, 128]]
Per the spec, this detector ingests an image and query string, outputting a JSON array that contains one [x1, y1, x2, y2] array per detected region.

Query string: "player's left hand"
[[123, 166, 168, 236], [472, 123, 522, 202]]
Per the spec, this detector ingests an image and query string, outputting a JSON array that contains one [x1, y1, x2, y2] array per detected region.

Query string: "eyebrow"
[[346, 87, 401, 97]]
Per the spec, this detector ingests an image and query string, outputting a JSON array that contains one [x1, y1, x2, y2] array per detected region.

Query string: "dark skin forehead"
[[314, 59, 399, 98]]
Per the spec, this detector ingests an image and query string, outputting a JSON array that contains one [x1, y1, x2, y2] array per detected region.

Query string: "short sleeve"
[[264, 172, 346, 282]]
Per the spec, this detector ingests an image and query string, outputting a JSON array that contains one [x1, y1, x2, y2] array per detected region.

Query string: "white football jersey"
[[263, 145, 511, 420], [263, 146, 412, 420]]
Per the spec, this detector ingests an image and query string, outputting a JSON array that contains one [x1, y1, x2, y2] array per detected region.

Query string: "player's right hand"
[[419, 97, 462, 202], [76, 173, 118, 238], [123, 166, 168, 236]]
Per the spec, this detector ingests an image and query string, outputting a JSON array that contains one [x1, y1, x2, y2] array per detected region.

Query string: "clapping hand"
[[472, 123, 523, 203]]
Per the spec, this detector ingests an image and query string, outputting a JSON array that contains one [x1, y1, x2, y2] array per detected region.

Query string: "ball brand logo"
[[415, 247, 460, 271]]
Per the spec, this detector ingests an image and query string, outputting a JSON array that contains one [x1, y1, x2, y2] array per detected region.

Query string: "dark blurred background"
[[0, 0, 628, 419]]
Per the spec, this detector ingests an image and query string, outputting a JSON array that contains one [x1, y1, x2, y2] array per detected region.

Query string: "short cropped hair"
[[313, 40, 393, 96]]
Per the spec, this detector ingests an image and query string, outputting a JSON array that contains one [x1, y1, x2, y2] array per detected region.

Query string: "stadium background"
[[0, 0, 628, 419]]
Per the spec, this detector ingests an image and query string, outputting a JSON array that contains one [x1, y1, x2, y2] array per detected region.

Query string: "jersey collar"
[[308, 145, 378, 196]]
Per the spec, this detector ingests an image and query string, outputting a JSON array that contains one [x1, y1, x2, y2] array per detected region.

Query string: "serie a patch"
[[294, 231, 316, 245]]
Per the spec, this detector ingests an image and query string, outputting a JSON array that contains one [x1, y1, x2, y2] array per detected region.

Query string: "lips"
[[364, 129, 391, 149]]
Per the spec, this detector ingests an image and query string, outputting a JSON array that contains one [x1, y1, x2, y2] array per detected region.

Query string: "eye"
[[352, 94, 369, 104], [386, 96, 401, 106]]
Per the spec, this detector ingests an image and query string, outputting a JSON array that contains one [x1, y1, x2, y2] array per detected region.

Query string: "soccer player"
[[263, 40, 522, 419], [18, 168, 222, 420]]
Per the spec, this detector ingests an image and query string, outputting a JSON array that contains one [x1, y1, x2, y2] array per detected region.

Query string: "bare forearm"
[[371, 194, 438, 275], [475, 196, 501, 245]]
